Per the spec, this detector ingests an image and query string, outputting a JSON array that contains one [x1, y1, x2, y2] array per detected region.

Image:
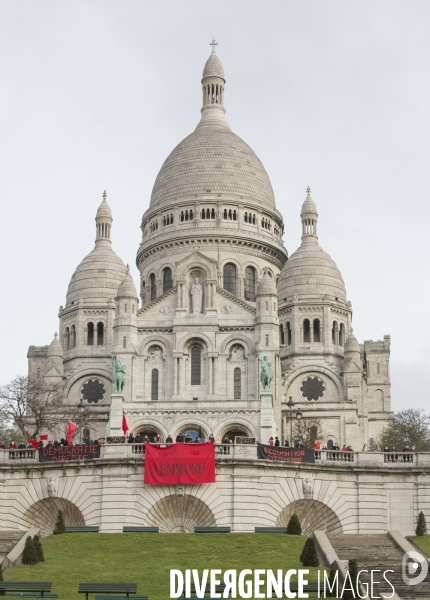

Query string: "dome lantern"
[[95, 190, 113, 247], [300, 187, 318, 241], [199, 39, 228, 129]]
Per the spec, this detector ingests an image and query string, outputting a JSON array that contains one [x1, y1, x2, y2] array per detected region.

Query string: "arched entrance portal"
[[175, 424, 208, 443], [219, 423, 252, 443], [22, 498, 85, 538], [276, 499, 342, 536], [145, 494, 215, 532], [135, 425, 163, 442]]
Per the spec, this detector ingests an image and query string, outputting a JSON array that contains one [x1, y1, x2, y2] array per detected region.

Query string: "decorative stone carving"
[[175, 485, 185, 496], [191, 278, 203, 314], [160, 306, 171, 314], [47, 477, 59, 497], [302, 477, 314, 500], [191, 241, 200, 249], [222, 304, 233, 314], [230, 345, 245, 361], [150, 347, 162, 361]]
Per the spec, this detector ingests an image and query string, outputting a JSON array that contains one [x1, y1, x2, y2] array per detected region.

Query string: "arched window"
[[70, 325, 76, 349], [123, 336, 127, 349], [234, 367, 241, 399], [223, 263, 237, 295], [65, 327, 70, 350], [83, 428, 91, 440], [313, 319, 321, 343], [191, 346, 201, 385], [244, 266, 256, 301], [151, 369, 159, 400], [287, 322, 292, 345], [376, 363, 380, 375], [279, 324, 285, 345], [87, 322, 94, 346], [201, 208, 206, 219], [37, 368, 41, 379], [332, 321, 338, 345], [149, 273, 156, 301], [97, 322, 104, 345], [303, 319, 310, 343], [339, 323, 345, 347], [265, 334, 269, 347], [163, 267, 172, 293]]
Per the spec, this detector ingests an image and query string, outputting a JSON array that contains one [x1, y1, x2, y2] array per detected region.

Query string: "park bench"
[[66, 526, 99, 533], [4, 595, 58, 599], [122, 526, 159, 533], [95, 597, 147, 600], [194, 526, 230, 533], [254, 527, 288, 533], [0, 583, 53, 598], [78, 582, 137, 600]]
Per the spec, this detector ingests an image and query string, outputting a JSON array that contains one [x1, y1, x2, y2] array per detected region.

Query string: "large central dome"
[[149, 45, 275, 210], [150, 125, 275, 208]]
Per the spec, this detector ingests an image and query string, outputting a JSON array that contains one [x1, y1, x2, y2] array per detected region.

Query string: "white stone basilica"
[[28, 43, 392, 449]]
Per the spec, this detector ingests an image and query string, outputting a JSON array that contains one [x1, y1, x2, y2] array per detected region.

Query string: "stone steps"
[[328, 534, 430, 599], [0, 530, 24, 559]]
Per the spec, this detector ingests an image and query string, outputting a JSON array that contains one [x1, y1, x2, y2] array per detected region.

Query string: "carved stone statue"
[[191, 278, 203, 314], [260, 356, 273, 391], [230, 345, 245, 361], [150, 347, 162, 360], [47, 477, 59, 497], [302, 477, 314, 500], [111, 355, 126, 394]]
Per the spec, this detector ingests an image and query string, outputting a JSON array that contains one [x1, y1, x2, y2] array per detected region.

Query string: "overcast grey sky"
[[1, 0, 429, 411]]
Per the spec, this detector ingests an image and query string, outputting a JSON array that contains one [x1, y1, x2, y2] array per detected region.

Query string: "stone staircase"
[[0, 530, 24, 561], [328, 534, 430, 599]]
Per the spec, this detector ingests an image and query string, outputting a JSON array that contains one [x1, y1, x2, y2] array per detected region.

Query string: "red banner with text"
[[144, 443, 216, 485]]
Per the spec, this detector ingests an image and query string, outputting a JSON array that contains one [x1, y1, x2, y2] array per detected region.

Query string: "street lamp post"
[[287, 397, 295, 447], [78, 400, 84, 443]]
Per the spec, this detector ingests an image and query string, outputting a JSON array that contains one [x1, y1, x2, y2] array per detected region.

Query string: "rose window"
[[300, 377, 325, 401], [81, 379, 106, 404]]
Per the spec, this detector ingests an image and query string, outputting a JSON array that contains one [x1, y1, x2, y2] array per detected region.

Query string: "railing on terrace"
[[0, 445, 427, 465]]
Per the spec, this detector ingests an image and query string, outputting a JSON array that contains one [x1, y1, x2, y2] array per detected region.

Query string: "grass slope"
[[408, 535, 430, 556], [6, 533, 324, 600]]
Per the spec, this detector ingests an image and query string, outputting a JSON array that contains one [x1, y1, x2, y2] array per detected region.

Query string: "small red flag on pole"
[[122, 411, 129, 436], [67, 420, 78, 444]]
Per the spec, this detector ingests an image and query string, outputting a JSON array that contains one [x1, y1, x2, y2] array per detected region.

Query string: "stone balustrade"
[[0, 444, 429, 466]]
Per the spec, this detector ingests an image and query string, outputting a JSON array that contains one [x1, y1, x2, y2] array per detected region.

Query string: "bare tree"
[[378, 408, 430, 451], [292, 417, 325, 448], [0, 375, 99, 441]]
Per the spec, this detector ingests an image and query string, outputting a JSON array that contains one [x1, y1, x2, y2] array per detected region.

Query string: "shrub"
[[343, 559, 362, 600], [300, 537, 319, 567], [325, 564, 338, 597], [33, 535, 44, 562], [22, 536, 38, 565], [53, 510, 66, 534], [416, 511, 427, 536], [286, 513, 302, 535]]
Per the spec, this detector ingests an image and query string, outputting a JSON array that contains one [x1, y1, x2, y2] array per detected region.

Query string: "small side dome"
[[117, 268, 138, 298], [257, 270, 277, 295], [47, 332, 63, 358], [344, 329, 360, 356]]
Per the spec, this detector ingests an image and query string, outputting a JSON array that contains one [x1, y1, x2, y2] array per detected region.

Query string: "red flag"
[[27, 440, 38, 450], [67, 420, 78, 444], [39, 434, 48, 440], [122, 411, 129, 435]]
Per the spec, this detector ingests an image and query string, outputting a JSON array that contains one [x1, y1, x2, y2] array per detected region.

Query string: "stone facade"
[[0, 450, 428, 536], [27, 45, 392, 449]]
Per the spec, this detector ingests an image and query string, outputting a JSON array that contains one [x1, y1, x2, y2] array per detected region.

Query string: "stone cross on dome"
[[210, 38, 218, 54], [103, 190, 107, 200]]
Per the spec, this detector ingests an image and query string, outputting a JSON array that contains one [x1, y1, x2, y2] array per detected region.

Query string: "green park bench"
[[4, 595, 58, 599], [0, 583, 53, 598], [95, 597, 147, 600], [78, 583, 137, 600], [66, 526, 99, 533], [194, 526, 230, 533], [255, 527, 288, 533], [122, 526, 159, 533]]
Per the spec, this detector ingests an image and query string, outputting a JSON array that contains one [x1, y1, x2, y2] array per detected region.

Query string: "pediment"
[[175, 251, 218, 280], [44, 364, 62, 377], [216, 286, 256, 315], [137, 286, 176, 317], [343, 358, 363, 373]]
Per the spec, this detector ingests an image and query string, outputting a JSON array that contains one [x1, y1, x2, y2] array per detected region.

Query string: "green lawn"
[[407, 535, 430, 556], [6, 533, 325, 600]]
